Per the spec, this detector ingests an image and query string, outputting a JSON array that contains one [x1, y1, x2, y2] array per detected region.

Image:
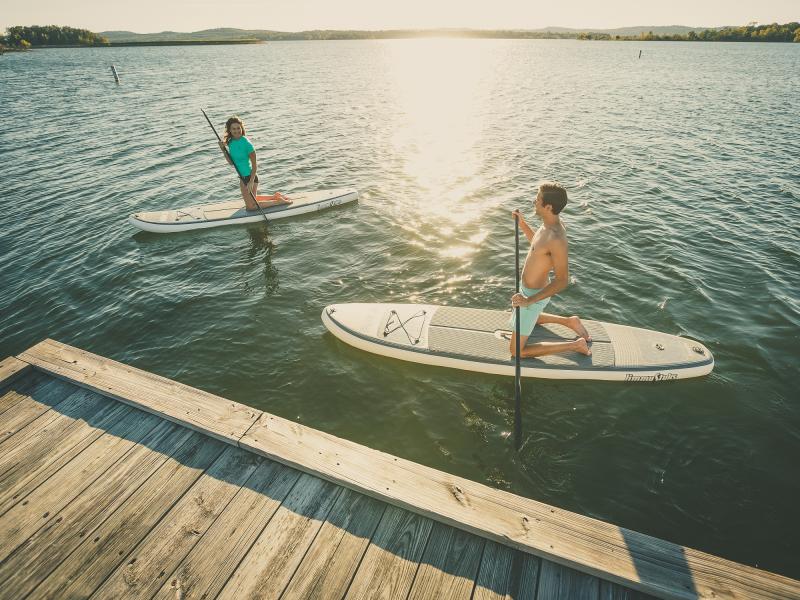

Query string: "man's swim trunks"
[[508, 285, 550, 337]]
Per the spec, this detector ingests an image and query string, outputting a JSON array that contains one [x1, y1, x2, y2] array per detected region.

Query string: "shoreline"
[[8, 37, 799, 51]]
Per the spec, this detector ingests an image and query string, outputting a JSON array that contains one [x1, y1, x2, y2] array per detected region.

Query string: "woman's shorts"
[[240, 173, 259, 184]]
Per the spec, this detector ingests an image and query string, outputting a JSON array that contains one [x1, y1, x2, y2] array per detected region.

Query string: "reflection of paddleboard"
[[322, 303, 714, 382], [129, 188, 357, 233]]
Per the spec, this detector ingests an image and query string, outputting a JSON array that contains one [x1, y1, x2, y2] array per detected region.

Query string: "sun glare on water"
[[382, 39, 506, 261]]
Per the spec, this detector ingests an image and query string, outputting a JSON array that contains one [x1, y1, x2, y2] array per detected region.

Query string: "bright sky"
[[1, 0, 798, 33]]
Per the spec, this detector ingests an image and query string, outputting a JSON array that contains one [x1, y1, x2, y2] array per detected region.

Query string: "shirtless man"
[[509, 182, 591, 358]]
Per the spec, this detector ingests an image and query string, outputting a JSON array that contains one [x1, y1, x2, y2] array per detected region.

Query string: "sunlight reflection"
[[387, 39, 499, 209], [384, 39, 504, 239]]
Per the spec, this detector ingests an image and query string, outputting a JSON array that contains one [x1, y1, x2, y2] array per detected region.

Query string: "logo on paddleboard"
[[624, 372, 678, 382], [319, 199, 342, 211]]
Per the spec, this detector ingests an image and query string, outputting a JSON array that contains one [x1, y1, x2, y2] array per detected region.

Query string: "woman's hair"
[[223, 116, 246, 145]]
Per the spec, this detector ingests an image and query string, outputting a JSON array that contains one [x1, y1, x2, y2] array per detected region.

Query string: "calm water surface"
[[1, 39, 799, 577]]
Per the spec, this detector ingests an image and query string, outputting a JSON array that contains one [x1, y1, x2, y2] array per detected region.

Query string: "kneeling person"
[[510, 182, 591, 358], [219, 115, 292, 211]]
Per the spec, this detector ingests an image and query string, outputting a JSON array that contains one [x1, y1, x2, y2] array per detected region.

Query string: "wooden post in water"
[[110, 65, 120, 84]]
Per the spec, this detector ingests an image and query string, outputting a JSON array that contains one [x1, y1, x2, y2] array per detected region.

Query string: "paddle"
[[514, 213, 523, 451], [201, 109, 270, 226]]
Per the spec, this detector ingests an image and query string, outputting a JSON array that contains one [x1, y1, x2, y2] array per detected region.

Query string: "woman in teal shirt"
[[219, 116, 290, 211]]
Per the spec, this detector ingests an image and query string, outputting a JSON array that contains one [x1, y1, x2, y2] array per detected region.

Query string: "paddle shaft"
[[201, 109, 270, 225], [514, 214, 522, 451]]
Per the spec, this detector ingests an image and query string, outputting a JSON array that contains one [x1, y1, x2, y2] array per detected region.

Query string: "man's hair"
[[538, 182, 568, 215]]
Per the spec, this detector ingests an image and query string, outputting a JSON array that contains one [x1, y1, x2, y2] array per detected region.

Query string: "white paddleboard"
[[129, 188, 358, 233], [322, 303, 714, 382]]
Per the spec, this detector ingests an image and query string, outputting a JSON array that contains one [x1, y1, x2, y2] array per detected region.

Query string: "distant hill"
[[100, 28, 274, 42], [539, 25, 712, 36], [100, 26, 714, 43]]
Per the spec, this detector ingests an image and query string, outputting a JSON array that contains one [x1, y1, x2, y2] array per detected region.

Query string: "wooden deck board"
[[7, 342, 800, 600], [0, 375, 78, 444], [20, 338, 261, 444], [344, 505, 434, 600], [0, 370, 44, 415], [0, 356, 32, 390], [91, 445, 263, 599], [281, 487, 387, 600], [240, 410, 800, 600], [26, 433, 226, 600], [407, 521, 485, 600], [537, 559, 600, 600], [217, 473, 343, 600], [0, 389, 128, 514], [0, 419, 187, 598], [152, 460, 301, 600], [471, 542, 540, 600], [600, 580, 659, 599], [0, 408, 162, 562]]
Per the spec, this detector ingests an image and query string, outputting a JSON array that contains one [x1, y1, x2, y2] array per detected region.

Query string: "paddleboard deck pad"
[[129, 188, 357, 233], [322, 303, 714, 381]]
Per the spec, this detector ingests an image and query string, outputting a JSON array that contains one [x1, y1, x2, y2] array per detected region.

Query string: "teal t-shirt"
[[227, 136, 255, 177]]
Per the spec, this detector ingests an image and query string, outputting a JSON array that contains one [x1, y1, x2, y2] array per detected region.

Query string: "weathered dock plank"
[[153, 460, 301, 600], [407, 521, 485, 600], [0, 370, 45, 416], [19, 338, 261, 444], [344, 505, 433, 599], [0, 419, 185, 598], [0, 375, 77, 443], [241, 412, 800, 600], [91, 445, 262, 599], [472, 542, 540, 600], [537, 559, 600, 600], [26, 433, 225, 600], [0, 408, 162, 561], [0, 389, 127, 513], [281, 488, 386, 600], [8, 342, 800, 600], [600, 580, 659, 599], [0, 356, 31, 390], [217, 474, 342, 600]]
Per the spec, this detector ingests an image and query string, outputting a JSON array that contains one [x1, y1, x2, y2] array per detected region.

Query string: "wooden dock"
[[0, 339, 797, 600]]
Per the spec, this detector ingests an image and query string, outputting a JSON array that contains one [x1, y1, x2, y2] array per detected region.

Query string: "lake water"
[[1, 39, 798, 578]]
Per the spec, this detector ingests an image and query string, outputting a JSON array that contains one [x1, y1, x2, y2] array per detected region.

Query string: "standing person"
[[219, 116, 291, 211], [509, 182, 592, 358]]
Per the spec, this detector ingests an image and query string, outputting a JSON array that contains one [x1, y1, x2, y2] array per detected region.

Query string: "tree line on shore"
[[578, 22, 800, 42], [2, 22, 799, 51], [0, 25, 109, 50]]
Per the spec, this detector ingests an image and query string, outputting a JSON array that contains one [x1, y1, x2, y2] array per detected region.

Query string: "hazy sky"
[[2, 0, 798, 33]]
